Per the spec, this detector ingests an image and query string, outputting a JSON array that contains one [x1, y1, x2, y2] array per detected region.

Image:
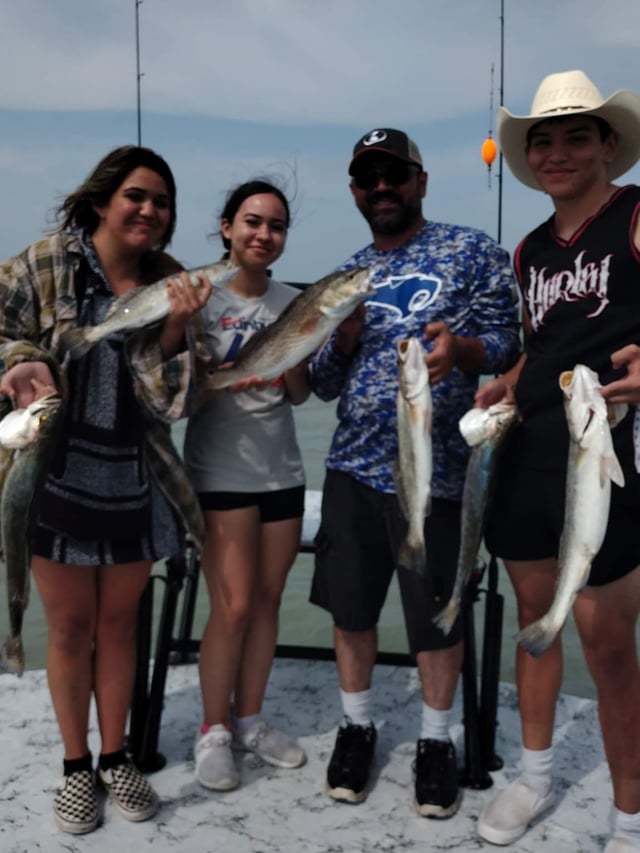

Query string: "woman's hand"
[[159, 272, 213, 358], [0, 361, 57, 409]]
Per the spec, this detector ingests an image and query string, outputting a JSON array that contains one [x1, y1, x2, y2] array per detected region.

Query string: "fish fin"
[[0, 635, 25, 677], [515, 616, 558, 658], [603, 449, 625, 488], [298, 316, 322, 336], [432, 598, 460, 635], [397, 539, 426, 576], [57, 327, 95, 360]]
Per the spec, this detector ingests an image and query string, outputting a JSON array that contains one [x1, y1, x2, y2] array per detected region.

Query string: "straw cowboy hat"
[[497, 69, 640, 190]]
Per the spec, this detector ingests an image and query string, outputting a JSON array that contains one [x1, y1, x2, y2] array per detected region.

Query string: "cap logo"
[[363, 130, 388, 146]]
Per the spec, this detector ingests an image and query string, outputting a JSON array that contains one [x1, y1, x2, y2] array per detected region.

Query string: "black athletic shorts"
[[485, 462, 640, 587], [310, 469, 462, 654], [197, 484, 305, 523]]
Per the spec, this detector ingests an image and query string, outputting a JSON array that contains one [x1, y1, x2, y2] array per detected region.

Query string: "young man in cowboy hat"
[[308, 128, 520, 816], [475, 70, 640, 852]]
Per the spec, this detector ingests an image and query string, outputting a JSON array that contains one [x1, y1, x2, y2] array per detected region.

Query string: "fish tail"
[[432, 598, 460, 635], [0, 634, 25, 677], [57, 327, 96, 360], [397, 538, 426, 576], [515, 616, 559, 658]]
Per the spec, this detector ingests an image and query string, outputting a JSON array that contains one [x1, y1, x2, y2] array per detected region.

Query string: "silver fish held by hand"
[[434, 400, 519, 635], [58, 259, 237, 360], [200, 267, 375, 391], [0, 392, 64, 676], [516, 364, 626, 658], [394, 337, 432, 576]]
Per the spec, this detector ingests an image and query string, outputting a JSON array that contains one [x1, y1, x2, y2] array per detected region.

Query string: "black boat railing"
[[128, 535, 504, 788]]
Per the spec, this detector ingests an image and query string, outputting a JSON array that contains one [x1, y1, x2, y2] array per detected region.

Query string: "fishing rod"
[[135, 0, 144, 146]]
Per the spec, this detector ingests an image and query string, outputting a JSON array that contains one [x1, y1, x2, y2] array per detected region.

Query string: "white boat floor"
[[0, 658, 612, 853]]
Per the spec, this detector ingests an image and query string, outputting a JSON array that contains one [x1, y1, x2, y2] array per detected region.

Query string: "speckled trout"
[[0, 392, 64, 676], [58, 258, 237, 360], [516, 365, 626, 657], [394, 337, 432, 576], [434, 400, 519, 635], [200, 267, 375, 391]]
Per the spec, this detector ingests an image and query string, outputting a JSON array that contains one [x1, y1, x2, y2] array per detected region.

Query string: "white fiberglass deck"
[[0, 657, 612, 853]]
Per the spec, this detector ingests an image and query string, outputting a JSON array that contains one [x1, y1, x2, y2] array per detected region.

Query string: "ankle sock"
[[612, 806, 640, 844], [234, 714, 261, 735], [63, 752, 92, 776], [98, 748, 128, 772], [420, 702, 451, 742], [521, 745, 553, 796], [340, 688, 372, 727]]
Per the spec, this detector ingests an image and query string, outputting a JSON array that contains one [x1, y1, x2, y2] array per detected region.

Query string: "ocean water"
[[0, 395, 612, 700]]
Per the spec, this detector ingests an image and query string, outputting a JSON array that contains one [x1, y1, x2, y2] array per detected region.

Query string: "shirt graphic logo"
[[526, 251, 612, 330], [372, 273, 441, 321]]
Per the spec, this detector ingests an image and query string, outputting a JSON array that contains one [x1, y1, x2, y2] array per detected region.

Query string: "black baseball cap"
[[348, 128, 423, 175]]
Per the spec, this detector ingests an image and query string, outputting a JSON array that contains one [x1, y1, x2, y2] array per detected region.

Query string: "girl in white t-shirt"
[[185, 180, 310, 791]]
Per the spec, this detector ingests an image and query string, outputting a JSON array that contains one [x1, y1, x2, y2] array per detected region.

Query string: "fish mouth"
[[559, 370, 574, 390]]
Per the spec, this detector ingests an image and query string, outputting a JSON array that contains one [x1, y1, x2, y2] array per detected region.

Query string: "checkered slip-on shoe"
[[97, 760, 159, 822], [53, 768, 100, 834]]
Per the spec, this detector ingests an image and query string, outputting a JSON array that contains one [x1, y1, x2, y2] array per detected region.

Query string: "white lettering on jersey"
[[526, 251, 612, 330]]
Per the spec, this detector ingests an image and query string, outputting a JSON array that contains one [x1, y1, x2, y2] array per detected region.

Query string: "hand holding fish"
[[159, 272, 213, 358], [335, 302, 366, 357], [600, 344, 640, 404], [0, 362, 57, 409], [474, 376, 516, 409], [423, 322, 456, 383]]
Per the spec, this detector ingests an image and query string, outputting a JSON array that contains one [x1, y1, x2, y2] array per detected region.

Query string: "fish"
[[433, 400, 519, 635], [394, 337, 432, 576], [0, 391, 64, 676], [198, 267, 375, 392], [515, 364, 626, 658], [57, 259, 237, 360]]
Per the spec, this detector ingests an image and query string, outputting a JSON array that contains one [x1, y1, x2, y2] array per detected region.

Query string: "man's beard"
[[358, 191, 422, 236]]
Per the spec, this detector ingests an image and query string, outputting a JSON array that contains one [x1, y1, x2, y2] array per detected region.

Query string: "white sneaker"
[[194, 725, 239, 791], [605, 836, 640, 853], [233, 720, 307, 769], [477, 777, 555, 845]]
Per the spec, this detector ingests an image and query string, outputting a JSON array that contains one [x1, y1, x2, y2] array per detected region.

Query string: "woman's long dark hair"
[[56, 145, 177, 250]]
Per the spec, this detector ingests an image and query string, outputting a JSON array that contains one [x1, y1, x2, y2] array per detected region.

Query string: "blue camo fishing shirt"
[[310, 219, 521, 500]]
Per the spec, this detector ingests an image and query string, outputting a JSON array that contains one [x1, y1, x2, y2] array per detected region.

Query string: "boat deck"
[[0, 658, 611, 853]]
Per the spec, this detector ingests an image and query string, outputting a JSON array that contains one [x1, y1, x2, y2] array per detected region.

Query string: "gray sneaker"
[[233, 720, 307, 769], [195, 724, 239, 791], [477, 776, 555, 845]]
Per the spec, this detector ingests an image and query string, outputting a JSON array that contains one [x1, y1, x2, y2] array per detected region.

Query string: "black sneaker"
[[326, 719, 377, 804], [413, 738, 461, 818], [53, 768, 100, 834]]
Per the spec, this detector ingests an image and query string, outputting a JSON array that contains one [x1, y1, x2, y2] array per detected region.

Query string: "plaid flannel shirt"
[[0, 231, 205, 549]]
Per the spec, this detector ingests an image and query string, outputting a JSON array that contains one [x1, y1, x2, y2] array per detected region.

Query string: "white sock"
[[234, 713, 261, 735], [340, 689, 372, 727], [420, 702, 451, 742], [612, 806, 640, 843], [521, 746, 553, 796]]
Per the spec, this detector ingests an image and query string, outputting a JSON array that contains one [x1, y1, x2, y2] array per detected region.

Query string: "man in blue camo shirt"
[[309, 128, 520, 818]]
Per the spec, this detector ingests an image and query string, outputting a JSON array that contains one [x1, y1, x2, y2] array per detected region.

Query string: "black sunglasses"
[[351, 161, 419, 190]]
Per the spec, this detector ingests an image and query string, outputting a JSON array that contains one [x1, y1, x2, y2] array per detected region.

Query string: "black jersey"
[[513, 184, 640, 470]]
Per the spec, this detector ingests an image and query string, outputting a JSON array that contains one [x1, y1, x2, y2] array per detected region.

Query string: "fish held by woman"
[[58, 258, 237, 360], [394, 336, 432, 576], [434, 400, 519, 635], [516, 365, 625, 657], [0, 391, 64, 676], [199, 267, 375, 393]]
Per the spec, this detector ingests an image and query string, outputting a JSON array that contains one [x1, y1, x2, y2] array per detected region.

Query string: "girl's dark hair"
[[219, 179, 291, 255], [56, 145, 177, 249]]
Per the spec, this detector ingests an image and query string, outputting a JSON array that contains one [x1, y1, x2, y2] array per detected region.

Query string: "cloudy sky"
[[1, 0, 639, 283]]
